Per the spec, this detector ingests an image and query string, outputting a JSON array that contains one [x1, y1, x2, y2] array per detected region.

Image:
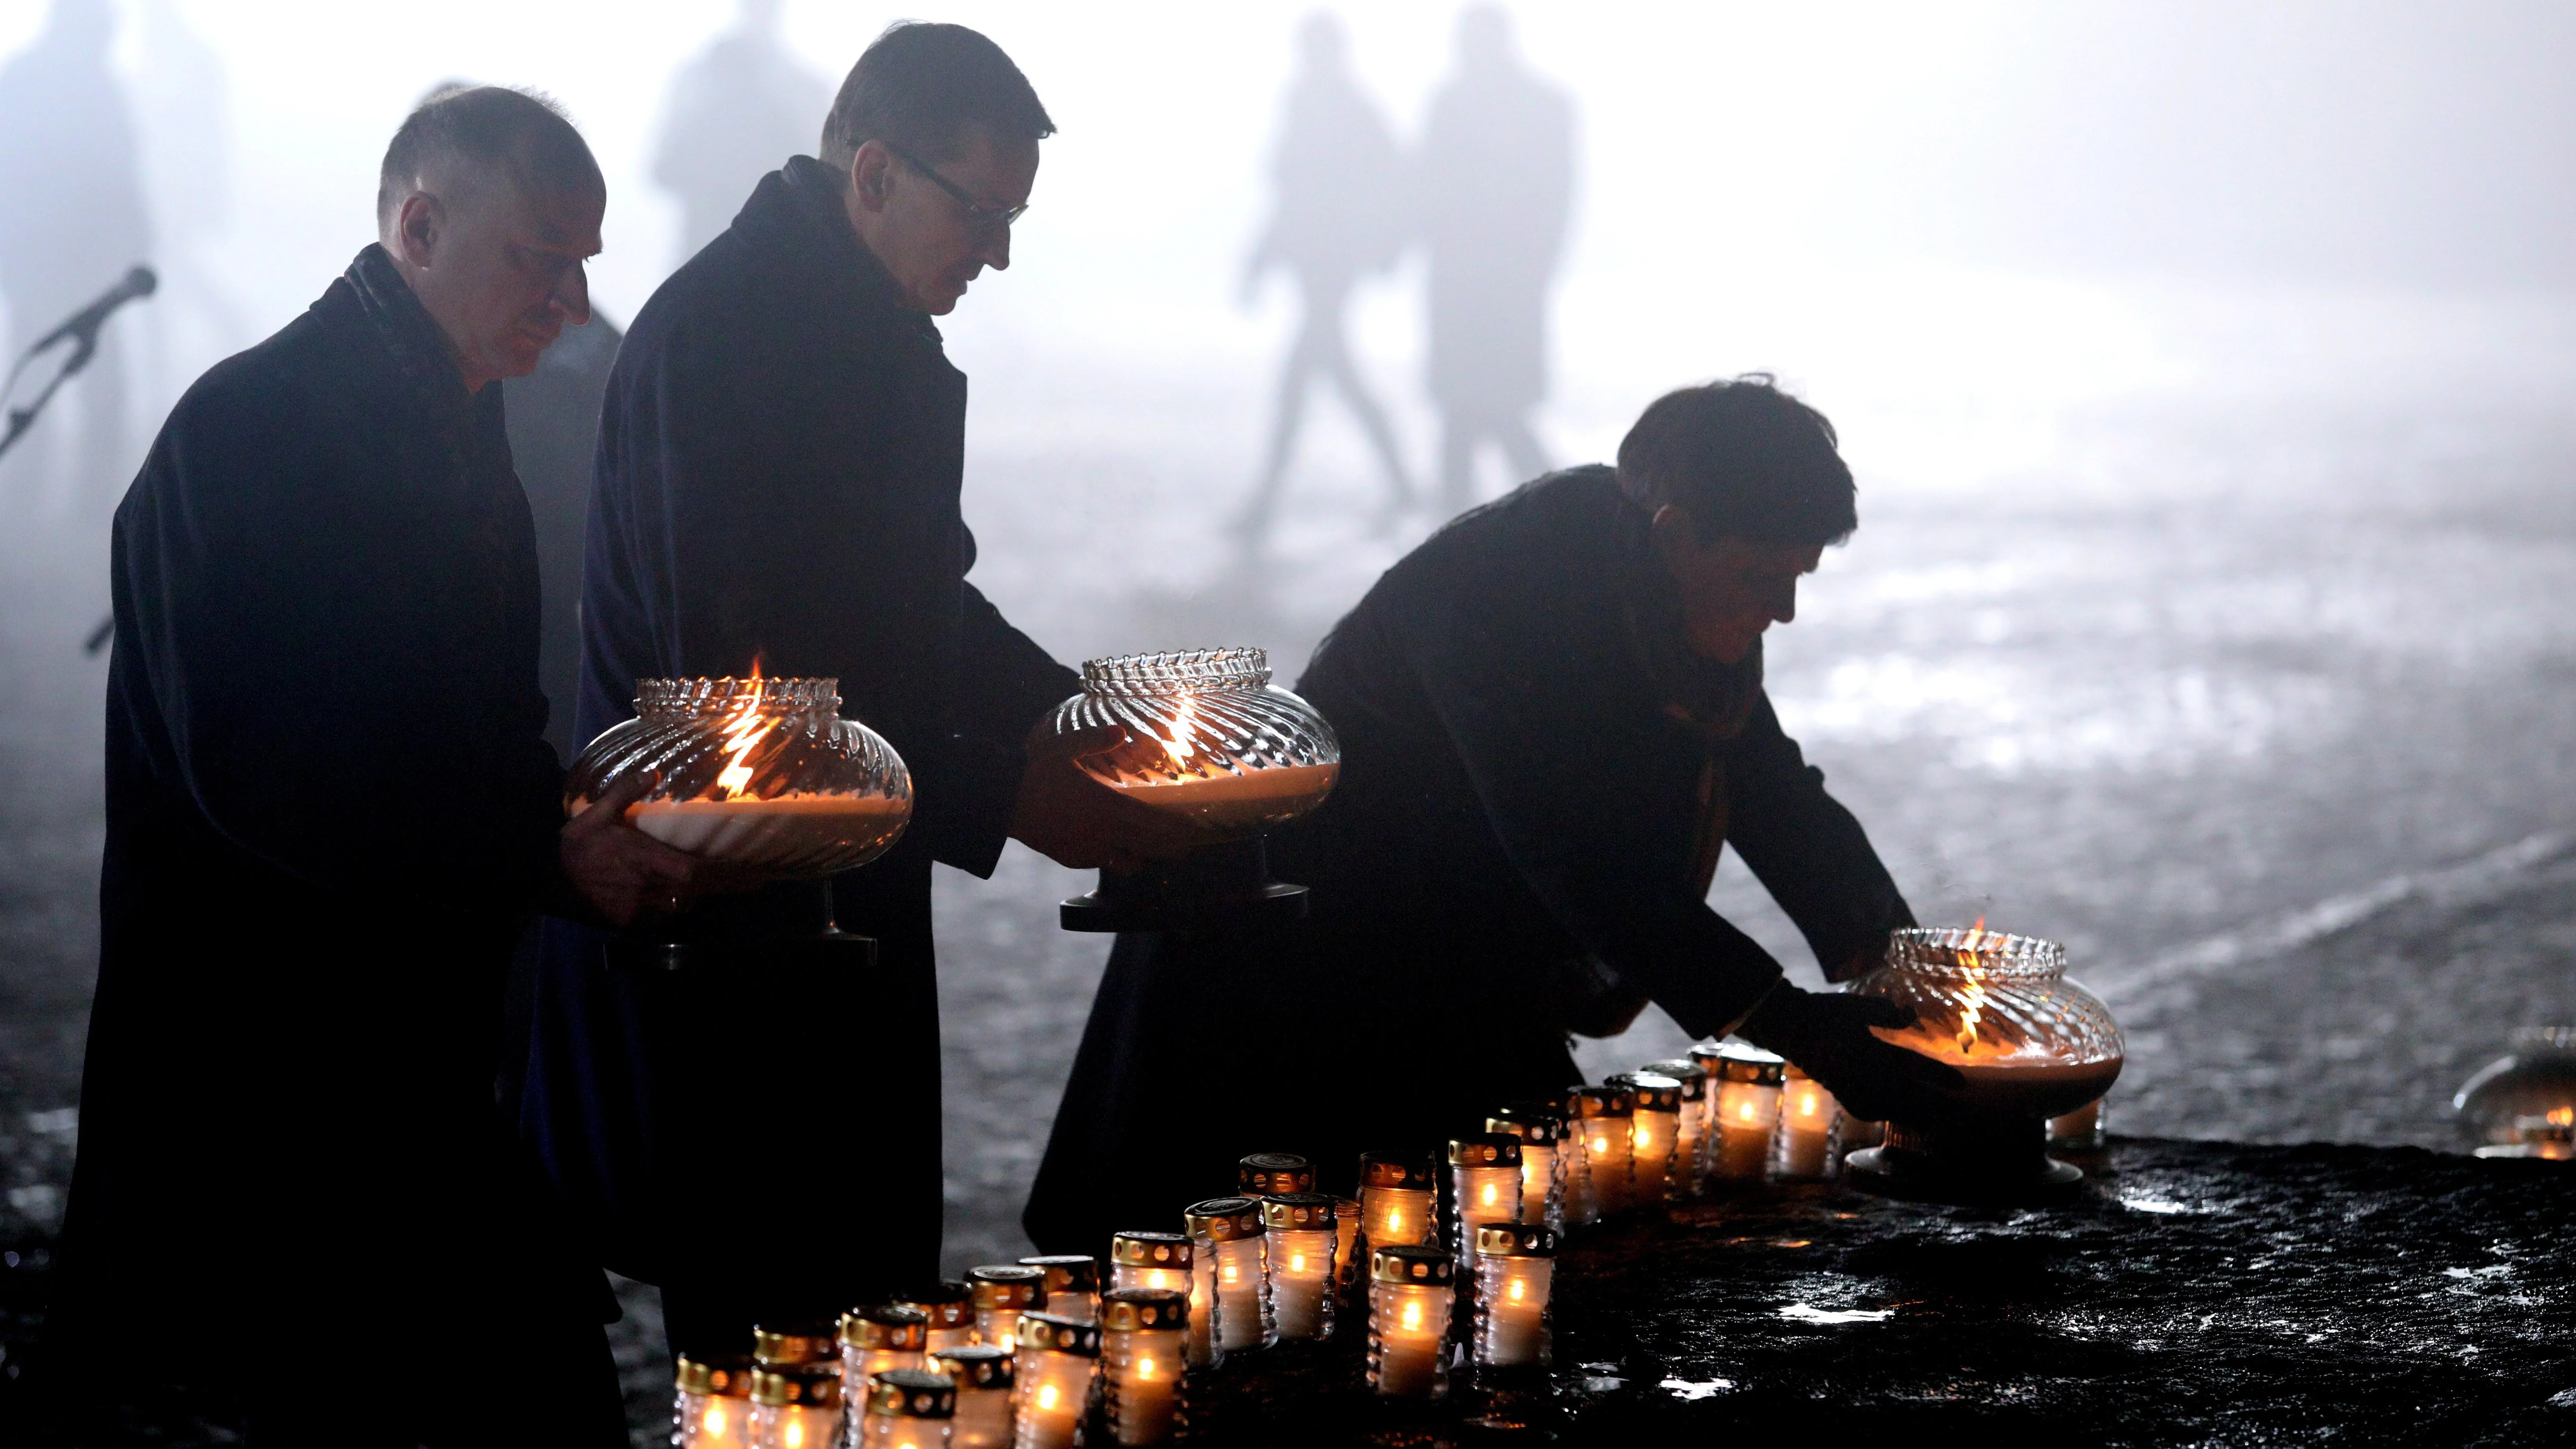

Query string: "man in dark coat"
[[523, 23, 1186, 1357], [1027, 378, 1962, 1252], [47, 88, 693, 1444]]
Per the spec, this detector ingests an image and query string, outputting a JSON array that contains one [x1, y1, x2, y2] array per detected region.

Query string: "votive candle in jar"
[[1470, 1223, 1557, 1369], [1330, 1196, 1365, 1307], [1367, 1245, 1456, 1399], [1709, 1044, 1786, 1181], [2048, 1095, 2108, 1150], [752, 1321, 838, 1370], [1445, 1134, 1523, 1268], [1108, 1231, 1199, 1367], [1607, 1074, 1682, 1206], [841, 1304, 929, 1412], [897, 1282, 979, 1354], [1258, 1193, 1338, 1341], [1236, 1152, 1314, 1197], [1686, 1042, 1730, 1182], [1183, 1196, 1272, 1353], [1774, 1062, 1840, 1178], [1357, 1150, 1439, 1253], [1019, 1256, 1102, 1326], [1567, 1085, 1636, 1219], [1099, 1288, 1188, 1446], [675, 1351, 754, 1449], [859, 1368, 956, 1449], [928, 1346, 1014, 1449], [1485, 1105, 1566, 1234], [746, 1363, 840, 1449], [1640, 1059, 1711, 1195], [1010, 1312, 1101, 1449], [967, 1265, 1046, 1349]]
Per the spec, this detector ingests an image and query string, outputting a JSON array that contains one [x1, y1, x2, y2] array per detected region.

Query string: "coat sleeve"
[[916, 558, 1080, 878], [1720, 695, 1914, 982], [1386, 570, 1786, 1040]]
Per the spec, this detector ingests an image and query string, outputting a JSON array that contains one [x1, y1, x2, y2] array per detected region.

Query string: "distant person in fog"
[[1420, 4, 1573, 512], [653, 0, 835, 266], [0, 0, 151, 519], [1236, 11, 1414, 541]]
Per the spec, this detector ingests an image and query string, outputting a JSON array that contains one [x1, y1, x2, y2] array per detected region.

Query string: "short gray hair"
[[377, 84, 602, 228]]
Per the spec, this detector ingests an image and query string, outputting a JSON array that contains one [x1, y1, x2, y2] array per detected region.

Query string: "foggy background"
[[4, 0, 2575, 1431]]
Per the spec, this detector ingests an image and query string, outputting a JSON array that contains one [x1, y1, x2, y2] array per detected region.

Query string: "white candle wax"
[[1777, 1076, 1838, 1177], [751, 1403, 837, 1449], [1475, 1257, 1552, 1367], [1012, 1356, 1091, 1449], [1370, 1283, 1452, 1397], [1104, 1330, 1182, 1445], [1450, 1164, 1521, 1264], [1103, 761, 1341, 831], [1186, 1253, 1220, 1367], [946, 1387, 1010, 1449], [1515, 1143, 1555, 1226], [1360, 1185, 1434, 1249], [1630, 1108, 1677, 1203], [678, 1391, 750, 1449], [1713, 1080, 1780, 1179], [1582, 1120, 1633, 1214], [620, 791, 909, 861], [1266, 1227, 1333, 1340], [1213, 1237, 1269, 1350]]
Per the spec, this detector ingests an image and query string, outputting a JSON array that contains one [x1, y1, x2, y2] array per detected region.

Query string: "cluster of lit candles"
[[671, 1040, 2110, 1448]]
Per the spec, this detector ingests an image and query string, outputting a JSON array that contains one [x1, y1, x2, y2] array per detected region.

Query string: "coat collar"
[[336, 242, 475, 424], [1610, 488, 1765, 738], [740, 155, 946, 349]]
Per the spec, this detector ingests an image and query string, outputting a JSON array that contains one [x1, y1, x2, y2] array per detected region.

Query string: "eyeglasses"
[[888, 144, 1029, 235]]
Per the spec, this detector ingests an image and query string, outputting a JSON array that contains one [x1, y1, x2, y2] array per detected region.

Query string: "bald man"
[[46, 87, 681, 1444]]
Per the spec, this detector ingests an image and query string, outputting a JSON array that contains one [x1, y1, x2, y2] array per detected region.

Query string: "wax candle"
[[746, 1364, 840, 1449], [841, 1304, 929, 1415], [1687, 1042, 1730, 1186], [1018, 1256, 1102, 1326], [1640, 1059, 1711, 1195], [1775, 1063, 1840, 1178], [1567, 1085, 1636, 1219], [1356, 1150, 1439, 1253], [928, 1346, 1014, 1449], [1485, 1105, 1567, 1234], [1608, 1073, 1683, 1206], [1367, 1246, 1457, 1399], [859, 1368, 956, 1449], [1259, 1193, 1338, 1341], [751, 1321, 838, 1369], [966, 1265, 1046, 1349], [622, 790, 912, 863], [1445, 1134, 1523, 1269], [1185, 1196, 1272, 1353], [896, 1283, 979, 1355], [1110, 1231, 1201, 1370], [1101, 761, 1341, 831], [1010, 1313, 1101, 1449], [2048, 1095, 2108, 1150], [674, 1352, 754, 1449], [1100, 1288, 1190, 1445], [1237, 1152, 1315, 1197], [1709, 1043, 1786, 1181], [1471, 1222, 1557, 1369]]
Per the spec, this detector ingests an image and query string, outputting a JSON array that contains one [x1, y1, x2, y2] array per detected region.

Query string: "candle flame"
[[783, 1419, 805, 1449], [1954, 919, 1991, 1055], [1161, 695, 1198, 766], [1138, 1357, 1158, 1379], [1289, 1252, 1307, 1271], [1738, 1099, 1759, 1123], [2552, 1106, 2574, 1127], [703, 1403, 727, 1435], [1507, 1278, 1525, 1301], [712, 668, 775, 799], [1480, 1184, 1500, 1206], [1400, 1300, 1422, 1330], [1037, 1384, 1060, 1411]]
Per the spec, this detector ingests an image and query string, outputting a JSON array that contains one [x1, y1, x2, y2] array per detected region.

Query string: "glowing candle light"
[[1367, 1246, 1456, 1399], [1108, 1230, 1199, 1369], [1185, 1196, 1273, 1353], [1709, 1044, 1786, 1181], [1100, 1288, 1190, 1445], [1258, 1193, 1338, 1341], [1776, 1062, 1841, 1178], [2048, 1096, 2108, 1150], [746, 1363, 840, 1449], [1357, 1150, 1439, 1253], [1445, 1134, 1523, 1269], [1018, 1256, 1102, 1326], [1640, 1059, 1711, 1196], [966, 1265, 1046, 1349], [1567, 1085, 1636, 1220], [1236, 1151, 1315, 1197], [1608, 1073, 1683, 1206], [1485, 1105, 1567, 1235], [1471, 1223, 1557, 1369], [859, 1368, 956, 1449], [896, 1282, 979, 1355], [927, 1346, 1014, 1449], [674, 1352, 754, 1449], [840, 1305, 929, 1419], [1010, 1312, 1101, 1449]]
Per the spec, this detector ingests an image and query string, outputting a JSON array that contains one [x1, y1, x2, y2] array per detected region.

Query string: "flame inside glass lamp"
[[2455, 1027, 2576, 1158], [1052, 649, 1340, 931], [1844, 926, 2125, 1193]]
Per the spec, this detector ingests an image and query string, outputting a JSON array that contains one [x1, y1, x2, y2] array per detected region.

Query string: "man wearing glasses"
[[525, 21, 1187, 1357]]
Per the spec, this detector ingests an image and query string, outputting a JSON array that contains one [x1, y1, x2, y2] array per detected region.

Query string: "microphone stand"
[[7, 267, 162, 657]]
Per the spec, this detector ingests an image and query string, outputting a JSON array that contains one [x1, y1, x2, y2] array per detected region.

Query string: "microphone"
[[3, 263, 158, 464]]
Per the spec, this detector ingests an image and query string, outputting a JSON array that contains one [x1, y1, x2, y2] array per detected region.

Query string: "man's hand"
[[1009, 723, 1208, 872], [1735, 984, 1966, 1124], [560, 772, 701, 927]]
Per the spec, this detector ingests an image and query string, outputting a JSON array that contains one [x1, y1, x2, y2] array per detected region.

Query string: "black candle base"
[[1060, 836, 1311, 932], [1846, 1115, 2086, 1202]]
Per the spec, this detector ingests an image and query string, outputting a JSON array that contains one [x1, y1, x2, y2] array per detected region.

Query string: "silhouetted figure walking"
[[0, 0, 151, 519], [653, 0, 834, 267], [1420, 5, 1573, 512], [1236, 12, 1413, 541]]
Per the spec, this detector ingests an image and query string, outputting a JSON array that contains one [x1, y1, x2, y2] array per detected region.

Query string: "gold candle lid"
[[748, 1362, 840, 1408], [1015, 1311, 1104, 1358], [966, 1264, 1046, 1309], [893, 1281, 974, 1332], [675, 1352, 753, 1399], [1370, 1244, 1455, 1286], [865, 1368, 957, 1419], [1707, 1042, 1787, 1086], [1183, 1196, 1265, 1241], [839, 1303, 929, 1351], [750, 1321, 836, 1367], [1447, 1133, 1523, 1168], [1110, 1230, 1194, 1270], [1018, 1255, 1101, 1299], [1608, 1072, 1684, 1113], [929, 1344, 1014, 1389], [1260, 1192, 1338, 1230], [1238, 1151, 1316, 1196], [1358, 1150, 1438, 1190], [1639, 1059, 1709, 1098], [1567, 1085, 1635, 1118], [1100, 1287, 1190, 1332], [1487, 1104, 1566, 1145], [1474, 1222, 1559, 1259]]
